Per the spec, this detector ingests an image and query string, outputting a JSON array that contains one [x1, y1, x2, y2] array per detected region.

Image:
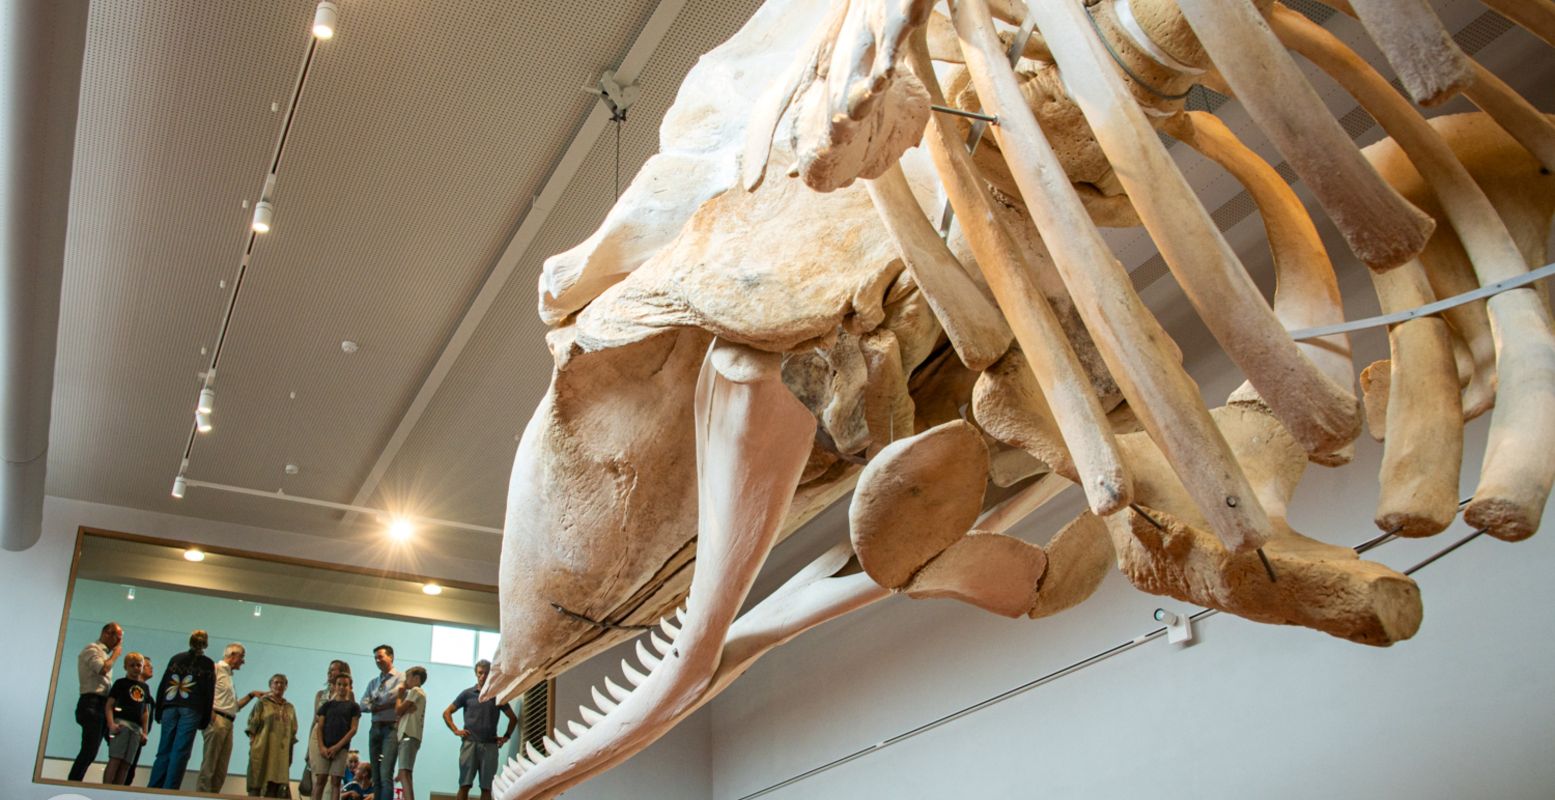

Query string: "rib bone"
[[951, 0, 1272, 553]]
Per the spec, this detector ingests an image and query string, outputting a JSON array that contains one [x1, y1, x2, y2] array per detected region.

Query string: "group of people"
[[71, 622, 521, 800]]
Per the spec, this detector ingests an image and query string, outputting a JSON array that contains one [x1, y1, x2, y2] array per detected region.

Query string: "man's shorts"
[[458, 739, 500, 789], [397, 736, 421, 771], [107, 720, 143, 762]]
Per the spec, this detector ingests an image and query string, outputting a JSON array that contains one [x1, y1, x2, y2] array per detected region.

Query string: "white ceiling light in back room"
[[341, 340, 359, 354]]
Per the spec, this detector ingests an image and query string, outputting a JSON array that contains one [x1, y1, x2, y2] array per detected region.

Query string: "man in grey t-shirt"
[[441, 660, 517, 800]]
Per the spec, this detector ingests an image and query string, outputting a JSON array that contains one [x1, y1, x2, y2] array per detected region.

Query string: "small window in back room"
[[477, 630, 500, 663], [430, 625, 476, 666]]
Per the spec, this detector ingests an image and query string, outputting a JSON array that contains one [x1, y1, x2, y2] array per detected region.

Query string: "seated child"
[[341, 762, 375, 800]]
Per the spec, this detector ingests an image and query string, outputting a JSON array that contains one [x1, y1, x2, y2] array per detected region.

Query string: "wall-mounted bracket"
[[1154, 608, 1194, 645]]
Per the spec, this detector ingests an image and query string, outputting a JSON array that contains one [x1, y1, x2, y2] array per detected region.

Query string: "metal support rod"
[[1291, 262, 1555, 340], [550, 602, 657, 631], [182, 479, 502, 535], [931, 104, 998, 123]]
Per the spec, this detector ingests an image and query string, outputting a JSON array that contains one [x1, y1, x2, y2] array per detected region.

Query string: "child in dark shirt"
[[102, 652, 151, 785], [310, 673, 361, 800]]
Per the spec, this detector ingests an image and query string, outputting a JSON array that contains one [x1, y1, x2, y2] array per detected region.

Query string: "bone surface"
[[850, 420, 989, 590]]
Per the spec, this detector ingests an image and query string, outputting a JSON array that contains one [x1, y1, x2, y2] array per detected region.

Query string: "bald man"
[[68, 622, 123, 781]]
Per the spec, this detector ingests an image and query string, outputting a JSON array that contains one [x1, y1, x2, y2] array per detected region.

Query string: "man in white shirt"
[[195, 642, 261, 792], [67, 622, 122, 781]]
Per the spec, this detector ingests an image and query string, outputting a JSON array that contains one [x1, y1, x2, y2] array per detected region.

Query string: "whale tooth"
[[650, 632, 673, 655], [525, 741, 547, 764], [621, 658, 648, 687], [543, 735, 562, 754], [552, 728, 572, 747], [636, 639, 662, 670], [579, 703, 606, 726], [592, 684, 618, 713], [567, 719, 590, 738], [660, 615, 680, 640], [604, 676, 631, 703], [676, 605, 688, 627]]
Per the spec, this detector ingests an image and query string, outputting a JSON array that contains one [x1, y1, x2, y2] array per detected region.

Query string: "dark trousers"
[[68, 693, 106, 781]]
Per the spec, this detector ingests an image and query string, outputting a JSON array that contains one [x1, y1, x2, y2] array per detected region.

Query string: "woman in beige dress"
[[246, 673, 299, 797]]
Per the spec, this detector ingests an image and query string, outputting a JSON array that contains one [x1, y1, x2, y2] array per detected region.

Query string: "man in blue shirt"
[[441, 660, 518, 800], [360, 644, 403, 796]]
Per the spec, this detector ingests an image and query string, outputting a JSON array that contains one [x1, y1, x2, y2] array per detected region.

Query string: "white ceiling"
[[47, 0, 765, 557], [44, 1, 1555, 560]]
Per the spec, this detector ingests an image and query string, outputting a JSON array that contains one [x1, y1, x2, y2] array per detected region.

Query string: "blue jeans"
[[369, 721, 398, 794], [147, 706, 201, 788]]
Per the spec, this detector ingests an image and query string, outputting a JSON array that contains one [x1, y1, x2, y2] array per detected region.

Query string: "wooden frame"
[[31, 525, 524, 797]]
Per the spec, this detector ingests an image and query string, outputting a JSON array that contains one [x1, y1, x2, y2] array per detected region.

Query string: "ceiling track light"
[[312, 1, 339, 40], [126, 586, 136, 601], [253, 604, 263, 617], [197, 386, 215, 415], [176, 3, 327, 476], [251, 199, 275, 233], [172, 474, 188, 499]]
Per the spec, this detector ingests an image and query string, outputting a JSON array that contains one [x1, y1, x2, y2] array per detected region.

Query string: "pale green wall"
[[49, 579, 521, 793]]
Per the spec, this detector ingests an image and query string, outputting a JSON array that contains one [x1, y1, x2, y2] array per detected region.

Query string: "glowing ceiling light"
[[422, 582, 443, 596], [126, 587, 136, 601], [312, 2, 339, 40], [388, 517, 415, 542], [172, 475, 188, 499], [195, 409, 213, 433], [253, 604, 263, 617], [252, 199, 275, 233], [184, 547, 206, 562], [197, 387, 215, 415]]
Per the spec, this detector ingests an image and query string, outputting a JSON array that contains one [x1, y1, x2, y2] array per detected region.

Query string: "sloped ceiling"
[[45, 0, 1555, 561]]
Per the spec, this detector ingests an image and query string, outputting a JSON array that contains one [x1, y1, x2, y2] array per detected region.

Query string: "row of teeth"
[[493, 603, 689, 797]]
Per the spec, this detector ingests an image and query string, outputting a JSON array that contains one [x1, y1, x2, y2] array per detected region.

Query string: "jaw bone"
[[495, 340, 816, 800]]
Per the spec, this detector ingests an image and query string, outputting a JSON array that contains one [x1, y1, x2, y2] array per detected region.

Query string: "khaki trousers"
[[195, 713, 234, 792]]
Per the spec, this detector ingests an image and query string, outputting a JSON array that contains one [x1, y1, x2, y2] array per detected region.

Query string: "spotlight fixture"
[[388, 517, 415, 542], [253, 604, 263, 618], [312, 2, 339, 40], [195, 409, 213, 433], [252, 199, 275, 233], [197, 387, 215, 415], [184, 547, 206, 562], [126, 587, 136, 601], [422, 582, 443, 596], [172, 475, 188, 499]]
